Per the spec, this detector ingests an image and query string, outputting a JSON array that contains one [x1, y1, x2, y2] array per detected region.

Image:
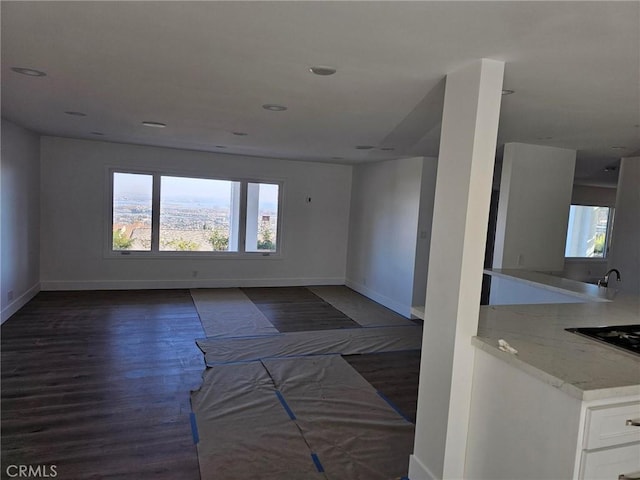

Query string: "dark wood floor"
[[2, 287, 420, 479], [344, 350, 421, 423], [241, 287, 361, 332], [1, 290, 204, 480]]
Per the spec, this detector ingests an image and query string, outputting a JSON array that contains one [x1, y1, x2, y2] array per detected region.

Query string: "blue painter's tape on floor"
[[311, 453, 325, 473], [190, 412, 200, 444], [377, 390, 412, 423], [275, 390, 296, 420]]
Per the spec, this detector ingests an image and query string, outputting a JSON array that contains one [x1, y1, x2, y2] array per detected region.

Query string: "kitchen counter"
[[474, 270, 640, 401], [484, 268, 616, 302]]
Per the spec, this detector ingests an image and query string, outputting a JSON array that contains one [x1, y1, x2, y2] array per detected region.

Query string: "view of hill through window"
[[112, 172, 279, 252]]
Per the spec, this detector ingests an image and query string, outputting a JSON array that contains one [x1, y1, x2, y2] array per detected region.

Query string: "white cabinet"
[[465, 348, 640, 480], [579, 401, 640, 480], [583, 402, 640, 449], [580, 444, 640, 480]]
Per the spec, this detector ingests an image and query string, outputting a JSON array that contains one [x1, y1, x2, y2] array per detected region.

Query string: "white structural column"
[[408, 59, 504, 480], [608, 156, 640, 295]]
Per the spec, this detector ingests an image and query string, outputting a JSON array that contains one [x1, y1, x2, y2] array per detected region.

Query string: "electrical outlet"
[[7, 290, 14, 302], [192, 270, 198, 278]]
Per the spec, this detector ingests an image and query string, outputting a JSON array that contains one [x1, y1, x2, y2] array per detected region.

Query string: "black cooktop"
[[566, 324, 640, 356]]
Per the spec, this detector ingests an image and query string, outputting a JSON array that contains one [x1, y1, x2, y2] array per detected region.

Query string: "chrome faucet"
[[598, 268, 621, 288]]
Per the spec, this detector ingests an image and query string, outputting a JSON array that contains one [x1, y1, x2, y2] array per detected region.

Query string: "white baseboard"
[[1, 282, 41, 324], [344, 279, 411, 318], [40, 277, 345, 291], [408, 455, 439, 480]]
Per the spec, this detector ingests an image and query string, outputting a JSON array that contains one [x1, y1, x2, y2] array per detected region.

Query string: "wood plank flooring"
[[241, 287, 361, 332], [2, 287, 421, 479], [1, 290, 204, 480], [343, 350, 421, 423]]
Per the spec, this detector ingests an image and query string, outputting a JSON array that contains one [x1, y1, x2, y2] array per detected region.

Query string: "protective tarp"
[[191, 362, 326, 480], [197, 325, 422, 366], [191, 357, 414, 480], [309, 286, 415, 327], [191, 288, 279, 338], [262, 355, 415, 480]]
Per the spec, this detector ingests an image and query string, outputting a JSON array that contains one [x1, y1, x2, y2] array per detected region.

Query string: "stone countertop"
[[474, 271, 640, 402], [483, 268, 616, 302]]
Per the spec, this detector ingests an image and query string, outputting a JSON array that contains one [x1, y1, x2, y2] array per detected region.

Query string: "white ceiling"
[[2, 1, 639, 187]]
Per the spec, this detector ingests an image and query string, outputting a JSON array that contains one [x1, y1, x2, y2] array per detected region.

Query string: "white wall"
[[40, 137, 352, 289], [571, 184, 617, 207], [1, 119, 41, 322], [493, 143, 576, 272], [562, 259, 610, 284], [608, 156, 640, 294], [346, 156, 430, 316], [412, 157, 438, 308]]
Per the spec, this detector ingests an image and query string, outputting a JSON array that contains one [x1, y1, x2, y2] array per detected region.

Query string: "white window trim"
[[104, 167, 284, 259]]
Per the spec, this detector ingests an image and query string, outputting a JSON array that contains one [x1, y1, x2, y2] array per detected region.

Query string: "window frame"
[[105, 167, 284, 259], [564, 204, 614, 260]]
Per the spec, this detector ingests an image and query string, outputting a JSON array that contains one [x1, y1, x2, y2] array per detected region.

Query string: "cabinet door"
[[580, 443, 640, 480], [584, 402, 640, 449]]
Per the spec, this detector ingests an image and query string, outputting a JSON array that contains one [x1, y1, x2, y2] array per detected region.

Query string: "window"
[[112, 172, 152, 251], [245, 182, 279, 253], [111, 170, 281, 255], [565, 205, 613, 258], [160, 176, 241, 252]]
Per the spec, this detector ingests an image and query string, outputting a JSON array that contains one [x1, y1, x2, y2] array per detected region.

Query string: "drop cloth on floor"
[[191, 356, 414, 480], [190, 288, 279, 338], [196, 325, 422, 366], [309, 285, 416, 327], [262, 355, 415, 480], [191, 362, 326, 480]]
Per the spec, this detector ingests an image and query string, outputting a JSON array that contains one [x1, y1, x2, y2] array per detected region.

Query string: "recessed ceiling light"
[[380, 147, 395, 151], [355, 145, 375, 150], [65, 111, 87, 117], [604, 165, 618, 172], [232, 131, 248, 136], [90, 131, 105, 136], [502, 89, 515, 95], [262, 104, 287, 112], [309, 66, 337, 76], [611, 146, 627, 150], [142, 121, 166, 128], [11, 67, 47, 77], [215, 145, 227, 149]]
